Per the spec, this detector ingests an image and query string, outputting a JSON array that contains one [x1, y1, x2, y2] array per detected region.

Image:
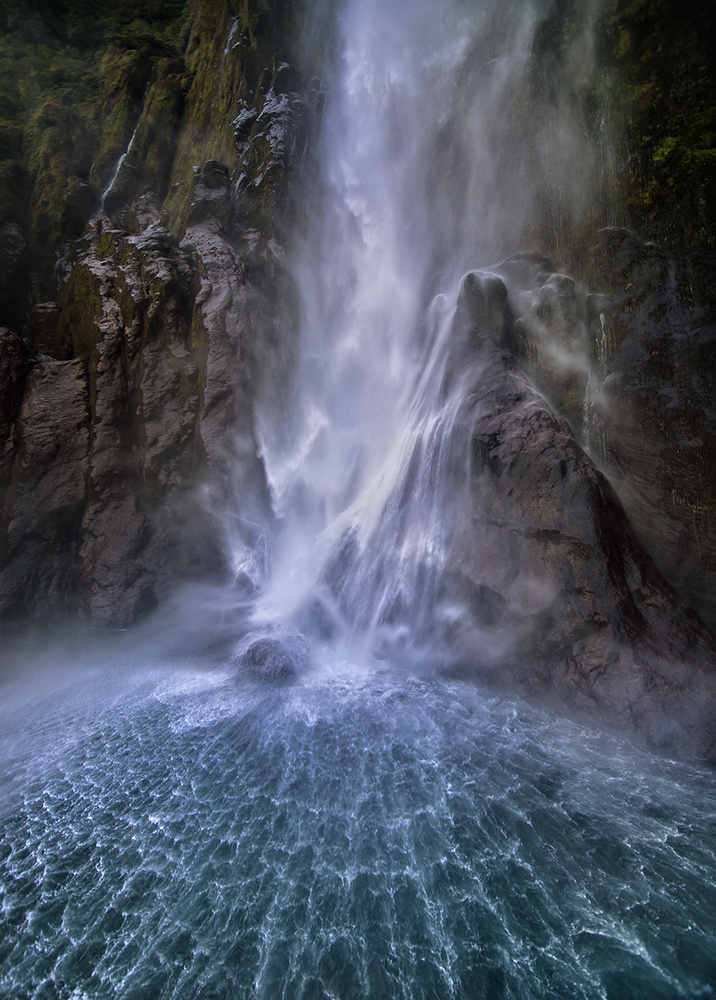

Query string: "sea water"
[[2, 653, 715, 999]]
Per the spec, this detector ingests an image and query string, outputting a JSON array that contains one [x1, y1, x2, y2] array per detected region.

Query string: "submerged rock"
[[235, 633, 309, 683]]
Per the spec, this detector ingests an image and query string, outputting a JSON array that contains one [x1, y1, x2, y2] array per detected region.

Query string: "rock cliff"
[[0, 0, 306, 625], [0, 0, 714, 755], [447, 266, 715, 758]]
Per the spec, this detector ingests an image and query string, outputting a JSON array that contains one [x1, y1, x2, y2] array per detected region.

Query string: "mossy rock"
[[54, 259, 103, 359], [0, 0, 190, 319], [605, 0, 716, 246]]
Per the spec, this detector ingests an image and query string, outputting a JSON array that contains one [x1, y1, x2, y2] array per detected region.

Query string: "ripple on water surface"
[[1, 656, 715, 1000]]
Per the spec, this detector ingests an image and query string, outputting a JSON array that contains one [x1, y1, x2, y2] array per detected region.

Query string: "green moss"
[[95, 231, 116, 258], [605, 0, 716, 246], [0, 0, 190, 310], [54, 260, 103, 358], [652, 135, 678, 167], [163, 0, 297, 235]]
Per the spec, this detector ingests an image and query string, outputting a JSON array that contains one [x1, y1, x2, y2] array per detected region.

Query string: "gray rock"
[[580, 228, 716, 634], [446, 269, 716, 757], [236, 633, 309, 682]]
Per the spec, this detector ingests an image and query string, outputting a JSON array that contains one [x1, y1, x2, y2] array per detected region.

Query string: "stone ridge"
[[0, 0, 306, 625], [444, 270, 715, 758]]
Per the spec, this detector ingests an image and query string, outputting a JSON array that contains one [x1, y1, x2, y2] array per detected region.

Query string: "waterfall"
[[101, 124, 141, 210], [4, 7, 716, 999], [252, 0, 612, 657], [100, 83, 150, 211]]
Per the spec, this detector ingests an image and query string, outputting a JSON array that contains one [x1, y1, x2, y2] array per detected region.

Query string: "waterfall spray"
[[252, 0, 614, 657]]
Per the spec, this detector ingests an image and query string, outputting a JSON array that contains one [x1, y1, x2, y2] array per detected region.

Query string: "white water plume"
[[253, 0, 614, 648]]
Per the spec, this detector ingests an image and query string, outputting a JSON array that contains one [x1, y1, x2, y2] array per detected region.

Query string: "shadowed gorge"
[[1, 0, 716, 996]]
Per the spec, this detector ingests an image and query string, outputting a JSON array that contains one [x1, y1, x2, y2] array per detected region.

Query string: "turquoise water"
[[1, 653, 715, 999]]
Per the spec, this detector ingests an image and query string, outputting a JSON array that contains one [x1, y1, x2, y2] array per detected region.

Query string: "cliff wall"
[[0, 0, 713, 753], [0, 0, 306, 624]]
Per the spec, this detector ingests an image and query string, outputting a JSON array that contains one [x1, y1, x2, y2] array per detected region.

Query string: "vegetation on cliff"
[[0, 0, 304, 331], [0, 0, 302, 625], [528, 0, 716, 252], [1, 0, 714, 342], [0, 0, 189, 324], [605, 0, 716, 248]]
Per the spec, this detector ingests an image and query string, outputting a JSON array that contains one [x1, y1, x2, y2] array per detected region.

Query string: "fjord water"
[[2, 1, 716, 999], [2, 656, 716, 999]]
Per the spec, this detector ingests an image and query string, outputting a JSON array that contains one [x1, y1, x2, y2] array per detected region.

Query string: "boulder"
[[235, 633, 309, 682]]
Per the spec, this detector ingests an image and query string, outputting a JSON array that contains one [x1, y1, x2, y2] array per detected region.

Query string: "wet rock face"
[[581, 229, 716, 633], [234, 633, 309, 683], [491, 233, 716, 637], [76, 225, 205, 624], [0, 361, 90, 619], [0, 0, 301, 628], [0, 329, 28, 501], [0, 216, 278, 627], [0, 229, 205, 625], [442, 268, 716, 758], [308, 263, 715, 757]]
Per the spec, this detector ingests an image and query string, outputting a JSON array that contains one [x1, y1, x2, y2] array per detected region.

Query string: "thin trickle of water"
[[224, 16, 239, 56], [100, 84, 150, 211], [583, 311, 610, 461]]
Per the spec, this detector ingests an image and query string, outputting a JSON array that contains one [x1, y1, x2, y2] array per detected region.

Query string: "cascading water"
[[100, 83, 151, 213], [2, 2, 715, 999], [253, 0, 612, 657]]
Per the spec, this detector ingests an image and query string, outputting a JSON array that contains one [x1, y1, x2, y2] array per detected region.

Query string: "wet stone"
[[235, 635, 309, 683]]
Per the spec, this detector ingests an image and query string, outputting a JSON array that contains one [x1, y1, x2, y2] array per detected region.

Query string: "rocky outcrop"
[[394, 269, 715, 757], [0, 329, 28, 501], [307, 263, 715, 757], [0, 360, 89, 619], [0, 0, 305, 627], [0, 212, 291, 625], [494, 234, 716, 636], [447, 270, 715, 757]]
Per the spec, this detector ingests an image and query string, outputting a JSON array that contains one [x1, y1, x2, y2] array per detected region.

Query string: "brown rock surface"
[[0, 360, 89, 619], [448, 271, 716, 757]]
